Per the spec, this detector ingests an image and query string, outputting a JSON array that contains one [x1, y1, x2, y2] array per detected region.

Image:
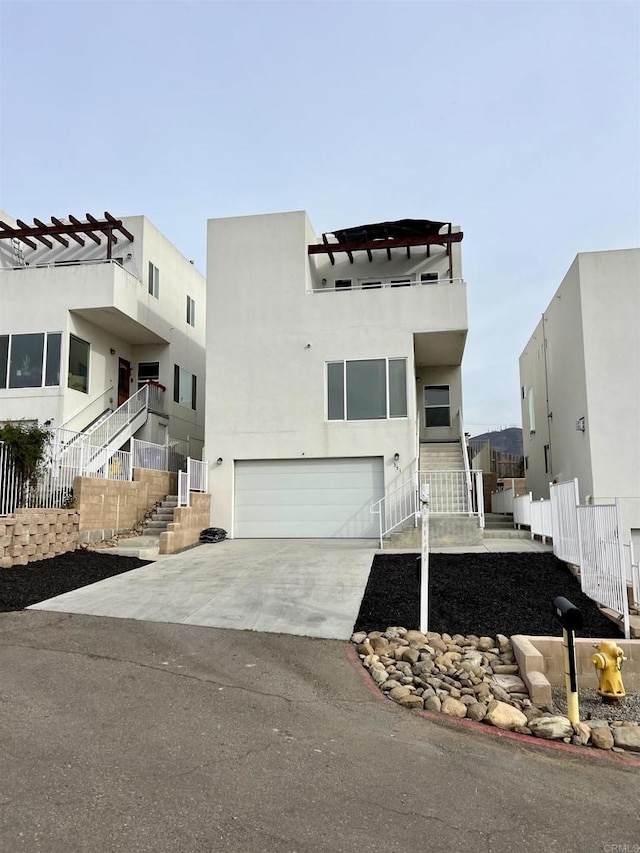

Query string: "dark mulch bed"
[[354, 552, 623, 639], [0, 550, 151, 612]]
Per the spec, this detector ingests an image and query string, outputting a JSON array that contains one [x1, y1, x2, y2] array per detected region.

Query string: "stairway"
[[102, 495, 178, 558], [483, 512, 531, 540], [419, 441, 469, 514]]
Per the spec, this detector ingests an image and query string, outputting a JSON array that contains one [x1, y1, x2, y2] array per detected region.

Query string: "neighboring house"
[[519, 248, 640, 551], [206, 210, 473, 539], [0, 211, 205, 458]]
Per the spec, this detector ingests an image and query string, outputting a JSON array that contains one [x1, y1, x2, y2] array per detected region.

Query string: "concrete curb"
[[345, 643, 640, 769]]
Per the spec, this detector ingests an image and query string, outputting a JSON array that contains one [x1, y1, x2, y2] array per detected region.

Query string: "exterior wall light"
[[216, 457, 223, 465], [394, 453, 400, 462], [110, 348, 116, 355]]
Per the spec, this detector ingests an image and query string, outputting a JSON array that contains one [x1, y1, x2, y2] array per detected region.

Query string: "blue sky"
[[1, 0, 638, 434]]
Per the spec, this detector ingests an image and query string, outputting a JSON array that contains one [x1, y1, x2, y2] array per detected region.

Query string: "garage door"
[[234, 458, 384, 538]]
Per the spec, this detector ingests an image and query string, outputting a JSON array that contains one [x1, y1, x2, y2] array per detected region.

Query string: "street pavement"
[[0, 610, 637, 853]]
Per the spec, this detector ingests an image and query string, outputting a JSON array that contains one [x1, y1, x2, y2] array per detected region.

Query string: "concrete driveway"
[[30, 539, 376, 640]]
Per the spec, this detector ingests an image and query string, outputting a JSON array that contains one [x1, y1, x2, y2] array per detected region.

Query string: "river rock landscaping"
[[351, 626, 640, 753]]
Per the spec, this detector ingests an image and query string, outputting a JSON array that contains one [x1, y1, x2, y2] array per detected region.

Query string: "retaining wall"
[[159, 493, 211, 554], [0, 509, 79, 568]]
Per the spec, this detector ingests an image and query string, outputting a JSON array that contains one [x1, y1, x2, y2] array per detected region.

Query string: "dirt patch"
[[0, 550, 152, 612], [354, 552, 623, 638]]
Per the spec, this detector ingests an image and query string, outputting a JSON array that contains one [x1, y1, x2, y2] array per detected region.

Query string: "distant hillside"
[[470, 427, 523, 455]]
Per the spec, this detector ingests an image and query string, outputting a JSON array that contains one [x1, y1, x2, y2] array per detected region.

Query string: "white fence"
[[491, 486, 514, 515], [0, 442, 22, 516], [177, 458, 208, 508], [550, 479, 581, 565]]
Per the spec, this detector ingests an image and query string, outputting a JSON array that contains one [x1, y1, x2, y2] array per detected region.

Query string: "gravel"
[[552, 687, 640, 723]]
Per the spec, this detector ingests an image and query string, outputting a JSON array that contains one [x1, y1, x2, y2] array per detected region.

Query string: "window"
[[544, 444, 550, 474], [334, 279, 352, 291], [420, 272, 439, 283], [173, 364, 196, 409], [424, 385, 450, 427], [187, 296, 196, 326], [138, 361, 160, 390], [0, 332, 62, 389], [327, 358, 407, 421], [527, 387, 535, 434], [68, 335, 90, 394], [390, 278, 411, 287], [148, 262, 160, 299]]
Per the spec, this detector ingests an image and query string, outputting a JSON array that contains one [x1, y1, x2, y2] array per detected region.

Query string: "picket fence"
[[491, 477, 635, 638]]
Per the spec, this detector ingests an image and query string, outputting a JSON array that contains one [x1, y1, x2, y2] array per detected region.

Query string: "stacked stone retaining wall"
[[159, 493, 211, 554], [0, 509, 79, 568]]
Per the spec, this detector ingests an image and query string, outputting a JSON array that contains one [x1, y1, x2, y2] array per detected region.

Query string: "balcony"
[[311, 275, 465, 293], [1, 259, 169, 345]]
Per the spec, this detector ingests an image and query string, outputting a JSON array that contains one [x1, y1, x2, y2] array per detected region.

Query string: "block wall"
[[0, 509, 79, 568], [159, 493, 211, 554]]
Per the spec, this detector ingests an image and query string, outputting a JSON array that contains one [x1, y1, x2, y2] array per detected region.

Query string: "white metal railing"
[[312, 277, 465, 293], [513, 492, 532, 528], [474, 469, 485, 529], [513, 492, 552, 540], [577, 501, 630, 639], [418, 470, 471, 514], [0, 257, 141, 281], [177, 470, 189, 508], [550, 479, 581, 564], [370, 473, 419, 548], [58, 383, 114, 432], [457, 409, 473, 515], [0, 442, 22, 516], [188, 457, 208, 493], [624, 542, 639, 613]]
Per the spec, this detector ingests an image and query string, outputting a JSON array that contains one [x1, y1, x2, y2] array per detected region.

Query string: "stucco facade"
[[519, 248, 640, 544], [205, 211, 469, 537], [0, 212, 205, 455]]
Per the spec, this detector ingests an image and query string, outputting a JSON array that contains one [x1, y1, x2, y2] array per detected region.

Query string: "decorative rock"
[[389, 685, 413, 701], [381, 679, 402, 692], [401, 647, 420, 665], [441, 697, 467, 718], [351, 632, 367, 644], [492, 674, 527, 693], [370, 667, 389, 685], [485, 701, 527, 731], [399, 694, 424, 710], [523, 707, 545, 723], [612, 727, 640, 752], [492, 664, 520, 675], [430, 637, 448, 653], [362, 654, 380, 668], [573, 722, 591, 746], [496, 634, 511, 649], [477, 637, 494, 652], [528, 715, 574, 740], [585, 719, 610, 729], [460, 694, 477, 707], [404, 630, 427, 645], [424, 695, 442, 713], [370, 636, 391, 653], [357, 642, 374, 656], [514, 725, 533, 735], [466, 702, 488, 722]]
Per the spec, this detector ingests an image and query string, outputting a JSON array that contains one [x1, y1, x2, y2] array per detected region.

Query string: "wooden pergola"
[[0, 211, 134, 259], [308, 218, 463, 275]]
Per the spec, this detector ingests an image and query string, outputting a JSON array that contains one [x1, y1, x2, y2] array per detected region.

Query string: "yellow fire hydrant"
[[591, 640, 626, 701]]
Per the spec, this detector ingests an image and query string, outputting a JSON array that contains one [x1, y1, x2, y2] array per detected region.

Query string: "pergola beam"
[[69, 215, 101, 244], [34, 218, 68, 247], [52, 216, 85, 246], [17, 219, 52, 249], [0, 221, 38, 250], [104, 211, 135, 242], [309, 230, 463, 258]]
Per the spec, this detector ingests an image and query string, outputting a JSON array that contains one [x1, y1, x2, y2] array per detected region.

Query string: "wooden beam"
[[308, 230, 463, 257], [52, 216, 85, 246], [34, 218, 68, 247], [69, 215, 101, 244], [0, 221, 38, 250], [321, 233, 335, 266], [386, 246, 392, 261], [86, 213, 117, 244], [17, 219, 52, 249], [104, 211, 135, 242]]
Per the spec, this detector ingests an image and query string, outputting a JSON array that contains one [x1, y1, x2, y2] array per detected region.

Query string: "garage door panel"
[[234, 458, 384, 538]]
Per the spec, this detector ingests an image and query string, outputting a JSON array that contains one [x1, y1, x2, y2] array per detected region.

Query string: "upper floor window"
[[174, 364, 196, 410], [527, 387, 535, 435], [148, 262, 160, 299], [138, 361, 160, 390], [327, 358, 407, 421], [334, 279, 352, 291], [420, 272, 439, 283], [68, 335, 90, 394], [186, 295, 196, 327], [0, 332, 61, 389], [424, 385, 450, 427]]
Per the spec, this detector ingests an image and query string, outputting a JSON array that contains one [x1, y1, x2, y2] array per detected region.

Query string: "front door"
[[118, 357, 131, 407]]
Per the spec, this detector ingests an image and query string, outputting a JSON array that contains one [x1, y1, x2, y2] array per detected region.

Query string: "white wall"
[[205, 211, 468, 535]]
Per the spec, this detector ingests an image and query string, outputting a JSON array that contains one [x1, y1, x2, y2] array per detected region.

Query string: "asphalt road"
[[0, 611, 637, 853]]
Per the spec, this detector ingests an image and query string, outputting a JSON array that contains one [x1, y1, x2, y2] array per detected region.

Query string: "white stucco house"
[[205, 210, 477, 540], [519, 248, 640, 551], [0, 211, 205, 460]]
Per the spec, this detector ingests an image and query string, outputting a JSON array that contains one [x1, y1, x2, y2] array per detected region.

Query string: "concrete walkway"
[[30, 539, 376, 640]]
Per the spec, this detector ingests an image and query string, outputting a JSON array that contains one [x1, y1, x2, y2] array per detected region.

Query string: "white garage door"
[[234, 458, 384, 538]]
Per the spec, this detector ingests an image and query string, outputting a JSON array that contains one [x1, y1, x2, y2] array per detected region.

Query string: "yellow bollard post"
[[562, 627, 580, 726]]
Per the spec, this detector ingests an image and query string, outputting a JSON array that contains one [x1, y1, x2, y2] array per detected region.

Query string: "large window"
[[68, 335, 90, 394], [424, 385, 450, 427], [173, 364, 196, 410], [0, 332, 61, 389], [327, 358, 407, 421]]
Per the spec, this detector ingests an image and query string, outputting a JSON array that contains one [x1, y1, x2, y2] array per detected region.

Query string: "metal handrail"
[[370, 475, 418, 549], [457, 408, 473, 514], [0, 258, 141, 282], [58, 383, 115, 431]]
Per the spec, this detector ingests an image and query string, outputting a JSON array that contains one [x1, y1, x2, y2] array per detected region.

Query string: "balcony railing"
[[311, 277, 465, 294], [0, 257, 141, 282]]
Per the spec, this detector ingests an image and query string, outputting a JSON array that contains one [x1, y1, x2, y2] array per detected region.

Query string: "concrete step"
[[482, 529, 532, 539], [145, 520, 169, 529], [100, 535, 162, 559]]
